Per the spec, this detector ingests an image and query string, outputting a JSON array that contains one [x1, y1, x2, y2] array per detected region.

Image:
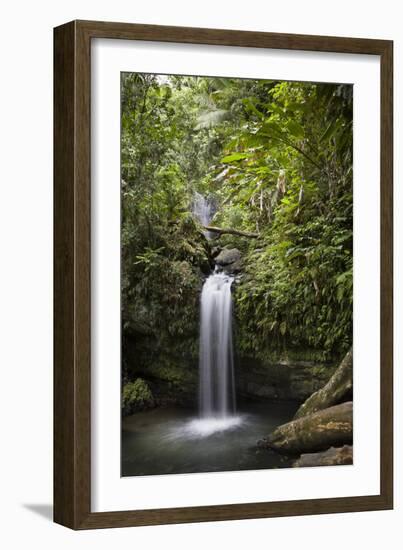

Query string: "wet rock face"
[[236, 356, 336, 402]]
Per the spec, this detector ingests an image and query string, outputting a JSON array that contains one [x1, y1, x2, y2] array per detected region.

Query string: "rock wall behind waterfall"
[[235, 355, 337, 402]]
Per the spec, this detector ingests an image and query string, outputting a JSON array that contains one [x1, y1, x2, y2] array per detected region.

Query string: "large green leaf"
[[242, 97, 264, 120], [260, 120, 284, 136], [320, 118, 341, 142], [221, 152, 250, 163], [286, 119, 305, 140]]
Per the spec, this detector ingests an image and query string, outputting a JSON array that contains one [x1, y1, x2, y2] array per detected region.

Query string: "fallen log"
[[258, 401, 353, 455], [294, 348, 353, 419], [203, 225, 259, 238], [292, 445, 353, 467]]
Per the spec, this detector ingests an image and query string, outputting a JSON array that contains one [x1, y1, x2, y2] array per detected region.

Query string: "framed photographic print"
[[54, 20, 393, 529]]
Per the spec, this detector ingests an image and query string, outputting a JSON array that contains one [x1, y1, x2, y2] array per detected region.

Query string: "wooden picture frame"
[[54, 19, 393, 529]]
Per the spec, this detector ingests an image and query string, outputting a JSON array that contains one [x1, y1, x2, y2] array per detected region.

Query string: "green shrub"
[[122, 378, 155, 415]]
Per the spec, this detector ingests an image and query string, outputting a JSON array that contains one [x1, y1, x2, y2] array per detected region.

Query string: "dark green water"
[[122, 400, 299, 477]]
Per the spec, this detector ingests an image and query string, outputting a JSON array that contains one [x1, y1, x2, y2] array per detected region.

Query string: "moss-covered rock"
[[258, 401, 353, 455], [122, 378, 155, 415]]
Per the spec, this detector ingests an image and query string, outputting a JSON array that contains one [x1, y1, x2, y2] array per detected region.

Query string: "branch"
[[203, 225, 259, 238]]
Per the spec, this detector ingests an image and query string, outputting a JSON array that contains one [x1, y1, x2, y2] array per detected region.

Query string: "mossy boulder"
[[258, 402, 353, 455], [122, 378, 155, 415]]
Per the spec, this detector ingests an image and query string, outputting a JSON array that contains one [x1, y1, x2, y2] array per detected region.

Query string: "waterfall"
[[192, 192, 214, 238], [199, 271, 236, 418]]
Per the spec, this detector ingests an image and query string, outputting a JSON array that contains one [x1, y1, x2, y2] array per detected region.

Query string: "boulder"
[[294, 348, 352, 419], [293, 445, 353, 467], [258, 401, 353, 455], [215, 247, 241, 266], [225, 258, 243, 274], [211, 246, 222, 258]]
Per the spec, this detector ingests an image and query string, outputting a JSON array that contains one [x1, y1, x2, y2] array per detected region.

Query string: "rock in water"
[[294, 348, 353, 419], [258, 401, 353, 455], [292, 445, 353, 467]]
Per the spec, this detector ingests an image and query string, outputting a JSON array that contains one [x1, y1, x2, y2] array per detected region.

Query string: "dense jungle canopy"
[[121, 73, 353, 400]]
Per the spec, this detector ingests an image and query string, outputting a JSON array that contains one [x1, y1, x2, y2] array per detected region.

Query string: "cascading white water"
[[189, 192, 242, 434], [192, 192, 215, 238], [192, 191, 214, 227], [199, 271, 236, 418]]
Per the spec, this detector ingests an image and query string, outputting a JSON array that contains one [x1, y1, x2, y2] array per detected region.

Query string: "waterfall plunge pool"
[[122, 400, 299, 477], [122, 195, 298, 477]]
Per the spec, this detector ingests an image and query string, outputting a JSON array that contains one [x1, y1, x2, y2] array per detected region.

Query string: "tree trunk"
[[203, 225, 259, 238], [294, 348, 353, 420], [258, 401, 353, 455], [292, 445, 353, 467]]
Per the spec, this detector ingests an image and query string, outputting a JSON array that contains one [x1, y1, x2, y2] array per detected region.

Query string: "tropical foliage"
[[121, 73, 353, 394]]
